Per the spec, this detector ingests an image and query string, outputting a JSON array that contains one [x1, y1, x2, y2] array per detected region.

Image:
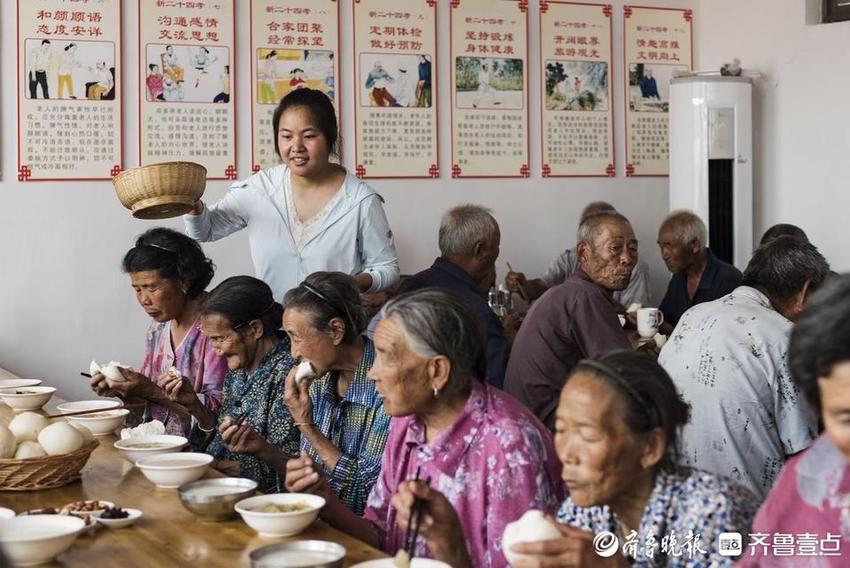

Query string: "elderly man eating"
[[285, 290, 564, 566], [504, 211, 635, 429]]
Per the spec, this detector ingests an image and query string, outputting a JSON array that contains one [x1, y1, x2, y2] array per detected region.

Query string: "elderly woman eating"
[[282, 272, 390, 515], [160, 276, 299, 491], [739, 275, 850, 568], [286, 289, 564, 567], [89, 227, 226, 436], [508, 350, 757, 567]]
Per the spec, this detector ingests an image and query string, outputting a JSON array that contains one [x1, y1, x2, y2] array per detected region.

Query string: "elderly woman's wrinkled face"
[[283, 307, 339, 377], [819, 361, 850, 463], [581, 219, 638, 292], [554, 372, 648, 508], [369, 317, 433, 417], [201, 313, 255, 371], [129, 270, 187, 323]]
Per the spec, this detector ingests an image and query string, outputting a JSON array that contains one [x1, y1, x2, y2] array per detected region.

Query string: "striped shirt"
[[301, 338, 390, 515]]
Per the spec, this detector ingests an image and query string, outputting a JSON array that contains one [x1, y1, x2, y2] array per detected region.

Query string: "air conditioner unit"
[[669, 76, 753, 269]]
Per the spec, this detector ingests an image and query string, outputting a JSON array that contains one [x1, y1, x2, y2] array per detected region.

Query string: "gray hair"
[[438, 204, 500, 257], [580, 201, 616, 223], [379, 289, 481, 398], [576, 212, 631, 248], [743, 236, 830, 304], [659, 210, 707, 246]]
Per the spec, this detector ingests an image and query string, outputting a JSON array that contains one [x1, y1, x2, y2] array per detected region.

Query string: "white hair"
[[438, 204, 499, 257], [660, 210, 707, 246]]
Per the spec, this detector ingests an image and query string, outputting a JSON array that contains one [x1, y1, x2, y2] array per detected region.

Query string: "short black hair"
[[790, 274, 850, 413], [148, 64, 156, 71], [201, 276, 282, 338], [283, 272, 366, 345], [742, 235, 830, 304], [272, 88, 338, 160], [572, 350, 691, 471], [759, 223, 809, 247], [121, 228, 214, 299]]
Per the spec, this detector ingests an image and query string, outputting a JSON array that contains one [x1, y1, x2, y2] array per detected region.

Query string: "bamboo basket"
[[112, 162, 206, 220], [0, 440, 99, 491]]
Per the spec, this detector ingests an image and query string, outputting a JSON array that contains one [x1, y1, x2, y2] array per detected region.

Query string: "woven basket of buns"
[[0, 440, 98, 491], [112, 162, 206, 220]]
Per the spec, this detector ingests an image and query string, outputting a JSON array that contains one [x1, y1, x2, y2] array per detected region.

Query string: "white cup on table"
[[637, 307, 664, 338]]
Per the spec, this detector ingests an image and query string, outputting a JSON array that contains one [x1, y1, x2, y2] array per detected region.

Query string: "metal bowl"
[[250, 541, 346, 568], [177, 477, 258, 521]]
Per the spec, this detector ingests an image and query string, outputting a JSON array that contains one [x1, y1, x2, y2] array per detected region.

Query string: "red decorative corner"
[[606, 163, 615, 177], [603, 4, 613, 18], [540, 1, 548, 13], [519, 0, 528, 12], [110, 164, 122, 177], [520, 164, 530, 178], [428, 163, 439, 178], [625, 163, 635, 177], [542, 164, 551, 177], [684, 9, 693, 22], [355, 164, 366, 178], [450, 0, 460, 8], [252, 164, 261, 174], [624, 5, 633, 18], [17, 165, 32, 182], [451, 164, 462, 178], [225, 165, 237, 180]]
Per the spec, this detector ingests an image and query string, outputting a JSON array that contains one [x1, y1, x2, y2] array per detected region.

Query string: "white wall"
[[0, 0, 692, 400], [697, 0, 850, 271]]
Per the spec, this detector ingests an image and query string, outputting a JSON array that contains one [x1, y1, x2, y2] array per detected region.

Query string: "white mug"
[[637, 307, 664, 338]]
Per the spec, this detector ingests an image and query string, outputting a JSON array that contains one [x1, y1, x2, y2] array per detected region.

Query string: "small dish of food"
[[136, 452, 213, 488], [0, 386, 56, 411], [90, 506, 142, 529], [235, 493, 325, 537], [113, 434, 188, 465]]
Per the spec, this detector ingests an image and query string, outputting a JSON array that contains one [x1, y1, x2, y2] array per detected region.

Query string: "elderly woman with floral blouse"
[[161, 276, 299, 492], [285, 289, 564, 567], [281, 271, 390, 516], [89, 228, 225, 436], [739, 275, 850, 568], [506, 350, 757, 567]]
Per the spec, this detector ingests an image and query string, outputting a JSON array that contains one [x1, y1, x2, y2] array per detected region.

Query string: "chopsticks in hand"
[[403, 467, 431, 560], [506, 262, 528, 302]]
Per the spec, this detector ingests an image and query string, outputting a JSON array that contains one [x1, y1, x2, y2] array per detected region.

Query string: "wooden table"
[[0, 375, 388, 567]]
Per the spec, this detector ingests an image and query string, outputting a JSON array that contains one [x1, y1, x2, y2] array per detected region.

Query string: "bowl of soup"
[[113, 435, 188, 465], [136, 452, 213, 488], [178, 477, 258, 520], [0, 386, 56, 411], [0, 515, 86, 566], [250, 541, 345, 568], [65, 408, 130, 436], [235, 493, 325, 538]]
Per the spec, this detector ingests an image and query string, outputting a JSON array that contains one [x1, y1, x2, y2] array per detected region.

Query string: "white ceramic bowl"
[[113, 435, 188, 465], [136, 452, 213, 489], [66, 409, 129, 437], [0, 386, 56, 411], [235, 493, 326, 538], [56, 399, 121, 414], [351, 560, 451, 568], [0, 515, 86, 566], [0, 508, 14, 519], [0, 379, 42, 390], [91, 508, 142, 529]]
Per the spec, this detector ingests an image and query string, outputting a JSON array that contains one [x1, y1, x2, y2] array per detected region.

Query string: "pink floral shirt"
[[363, 382, 566, 567], [140, 319, 225, 436]]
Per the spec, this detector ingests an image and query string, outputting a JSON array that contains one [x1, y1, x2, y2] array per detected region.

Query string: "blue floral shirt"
[[557, 468, 757, 567], [192, 339, 298, 492]]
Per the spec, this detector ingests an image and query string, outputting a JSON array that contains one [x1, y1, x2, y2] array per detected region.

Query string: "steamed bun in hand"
[[9, 412, 50, 444], [295, 361, 316, 385], [14, 441, 47, 459], [502, 510, 563, 564], [0, 425, 16, 459], [38, 422, 84, 456]]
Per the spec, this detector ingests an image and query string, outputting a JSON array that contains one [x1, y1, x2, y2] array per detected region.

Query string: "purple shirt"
[[363, 382, 566, 567], [140, 318, 226, 436], [738, 434, 850, 567]]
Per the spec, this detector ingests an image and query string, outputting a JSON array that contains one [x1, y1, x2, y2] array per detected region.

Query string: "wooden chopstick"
[[45, 403, 143, 419], [408, 475, 431, 559], [506, 262, 528, 302], [403, 466, 422, 557]]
